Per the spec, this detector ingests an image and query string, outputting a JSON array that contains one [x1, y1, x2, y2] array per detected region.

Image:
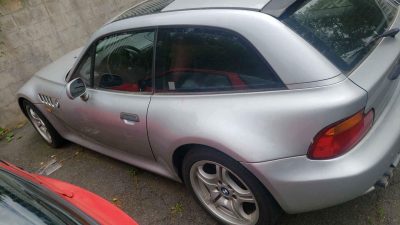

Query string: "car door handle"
[[120, 113, 140, 125]]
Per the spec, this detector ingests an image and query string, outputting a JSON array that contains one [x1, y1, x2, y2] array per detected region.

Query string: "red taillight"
[[308, 109, 374, 160]]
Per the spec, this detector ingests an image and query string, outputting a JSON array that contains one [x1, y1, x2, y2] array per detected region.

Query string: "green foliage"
[[6, 132, 13, 142], [0, 127, 6, 135], [170, 203, 183, 216], [367, 216, 373, 224], [129, 167, 140, 187], [129, 167, 138, 176], [377, 209, 385, 218], [17, 135, 22, 139]]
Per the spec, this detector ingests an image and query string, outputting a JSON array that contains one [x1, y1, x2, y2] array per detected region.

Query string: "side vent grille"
[[38, 94, 55, 107]]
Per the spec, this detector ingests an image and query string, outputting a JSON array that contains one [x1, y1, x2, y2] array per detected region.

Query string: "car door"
[[60, 29, 156, 160]]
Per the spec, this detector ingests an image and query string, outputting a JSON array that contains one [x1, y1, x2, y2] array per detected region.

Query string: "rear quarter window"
[[154, 27, 286, 93]]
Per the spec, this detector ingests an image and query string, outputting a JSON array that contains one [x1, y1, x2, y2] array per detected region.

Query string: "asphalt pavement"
[[0, 122, 399, 225]]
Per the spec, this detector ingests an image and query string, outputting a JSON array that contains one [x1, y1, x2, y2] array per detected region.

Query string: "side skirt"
[[63, 132, 182, 182]]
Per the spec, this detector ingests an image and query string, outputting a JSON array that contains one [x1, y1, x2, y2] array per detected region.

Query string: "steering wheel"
[[107, 46, 141, 74]]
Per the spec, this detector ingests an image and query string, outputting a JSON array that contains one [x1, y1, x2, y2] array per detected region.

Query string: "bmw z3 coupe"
[[17, 0, 400, 224]]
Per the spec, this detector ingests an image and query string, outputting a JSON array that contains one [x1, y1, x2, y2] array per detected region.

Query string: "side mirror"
[[99, 74, 123, 89], [66, 78, 89, 101]]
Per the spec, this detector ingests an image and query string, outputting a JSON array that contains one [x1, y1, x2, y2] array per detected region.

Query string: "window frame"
[[67, 26, 158, 96], [68, 25, 287, 95], [68, 45, 95, 88], [153, 25, 287, 95]]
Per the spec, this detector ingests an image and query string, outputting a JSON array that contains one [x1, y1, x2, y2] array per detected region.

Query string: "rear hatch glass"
[[280, 0, 398, 74]]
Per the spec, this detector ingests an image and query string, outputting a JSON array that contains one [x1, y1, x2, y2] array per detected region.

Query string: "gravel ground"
[[0, 123, 399, 225]]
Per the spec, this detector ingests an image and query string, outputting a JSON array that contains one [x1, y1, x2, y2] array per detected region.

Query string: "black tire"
[[182, 146, 281, 225], [23, 100, 65, 148]]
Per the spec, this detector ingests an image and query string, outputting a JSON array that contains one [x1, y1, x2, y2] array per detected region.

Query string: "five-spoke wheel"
[[23, 100, 65, 148], [183, 146, 280, 225], [190, 161, 259, 224], [26, 105, 52, 143]]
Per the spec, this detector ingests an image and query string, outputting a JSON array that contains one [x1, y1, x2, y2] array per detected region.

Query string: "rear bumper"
[[243, 80, 400, 214]]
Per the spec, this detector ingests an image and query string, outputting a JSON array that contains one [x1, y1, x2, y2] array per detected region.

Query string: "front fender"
[[17, 76, 65, 104], [17, 75, 68, 134], [17, 77, 43, 105]]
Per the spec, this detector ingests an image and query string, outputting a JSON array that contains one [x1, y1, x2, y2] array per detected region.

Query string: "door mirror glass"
[[66, 78, 88, 100], [99, 74, 123, 89]]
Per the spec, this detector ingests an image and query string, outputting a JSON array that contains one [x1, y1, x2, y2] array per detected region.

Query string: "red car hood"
[[0, 161, 138, 225]]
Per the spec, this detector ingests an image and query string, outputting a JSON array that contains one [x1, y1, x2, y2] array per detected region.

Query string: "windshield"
[[0, 169, 85, 225], [280, 0, 398, 74]]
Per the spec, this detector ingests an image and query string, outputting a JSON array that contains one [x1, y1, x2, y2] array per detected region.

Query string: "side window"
[[71, 46, 93, 87], [93, 30, 155, 93], [155, 27, 285, 93]]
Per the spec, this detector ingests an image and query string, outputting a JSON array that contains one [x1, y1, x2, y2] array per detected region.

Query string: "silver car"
[[16, 0, 400, 224]]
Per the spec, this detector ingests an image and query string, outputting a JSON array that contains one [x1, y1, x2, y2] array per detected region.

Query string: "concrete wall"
[[0, 0, 141, 128]]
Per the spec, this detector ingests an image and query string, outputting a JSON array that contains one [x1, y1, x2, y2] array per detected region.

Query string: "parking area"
[[0, 123, 399, 225]]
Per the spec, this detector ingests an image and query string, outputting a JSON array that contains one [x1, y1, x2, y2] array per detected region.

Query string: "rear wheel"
[[182, 146, 281, 225], [23, 100, 65, 148]]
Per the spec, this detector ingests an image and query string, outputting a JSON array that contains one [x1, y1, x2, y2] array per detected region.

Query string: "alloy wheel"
[[190, 160, 259, 225], [26, 106, 52, 143]]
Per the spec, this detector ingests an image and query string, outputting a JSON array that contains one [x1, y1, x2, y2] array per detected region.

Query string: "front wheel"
[[23, 100, 65, 148], [182, 146, 281, 225]]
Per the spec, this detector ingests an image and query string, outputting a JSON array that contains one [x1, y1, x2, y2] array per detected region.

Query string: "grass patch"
[[129, 167, 140, 187], [377, 209, 385, 218], [0, 127, 6, 136], [130, 167, 138, 176], [6, 132, 13, 142], [170, 203, 183, 216], [367, 216, 373, 224]]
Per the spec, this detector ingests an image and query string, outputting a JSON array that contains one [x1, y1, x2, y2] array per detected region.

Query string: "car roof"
[[161, 0, 272, 12], [80, 9, 340, 85], [105, 0, 175, 26], [106, 0, 298, 26]]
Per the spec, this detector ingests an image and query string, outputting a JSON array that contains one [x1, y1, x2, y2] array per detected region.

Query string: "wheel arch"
[[170, 139, 247, 180], [173, 143, 283, 220], [172, 144, 196, 180], [18, 96, 32, 118], [171, 143, 282, 210]]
